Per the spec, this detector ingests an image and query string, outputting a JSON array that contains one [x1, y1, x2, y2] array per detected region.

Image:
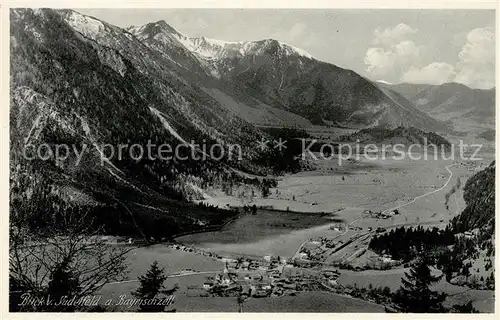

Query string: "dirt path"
[[338, 165, 457, 263], [382, 164, 456, 214]]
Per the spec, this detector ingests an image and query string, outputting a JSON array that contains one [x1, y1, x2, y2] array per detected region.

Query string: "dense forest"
[[339, 126, 451, 148], [369, 226, 455, 262]]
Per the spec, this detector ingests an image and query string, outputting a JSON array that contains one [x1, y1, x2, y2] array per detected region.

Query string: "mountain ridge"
[[377, 82, 495, 130], [128, 18, 447, 131]]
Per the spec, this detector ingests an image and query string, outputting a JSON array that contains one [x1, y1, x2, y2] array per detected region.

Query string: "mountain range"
[[126, 18, 446, 131], [10, 8, 489, 239], [378, 82, 495, 131]]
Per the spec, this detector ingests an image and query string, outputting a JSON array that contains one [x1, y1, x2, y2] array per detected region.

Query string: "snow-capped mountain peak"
[[128, 20, 317, 61], [125, 18, 319, 79], [127, 20, 184, 39], [182, 36, 317, 61]]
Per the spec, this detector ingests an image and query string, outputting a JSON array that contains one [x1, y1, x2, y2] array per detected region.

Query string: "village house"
[[322, 269, 340, 279], [203, 280, 215, 290], [252, 289, 269, 298], [241, 261, 250, 270], [256, 281, 272, 291], [252, 274, 263, 281], [223, 284, 241, 296], [240, 284, 252, 297]]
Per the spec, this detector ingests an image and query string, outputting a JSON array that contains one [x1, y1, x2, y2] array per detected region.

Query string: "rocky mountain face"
[[379, 82, 495, 130], [128, 20, 445, 131]]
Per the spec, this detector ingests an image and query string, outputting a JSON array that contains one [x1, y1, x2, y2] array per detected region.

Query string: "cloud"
[[365, 23, 495, 89], [453, 27, 495, 89], [364, 40, 421, 77], [373, 23, 418, 46], [401, 62, 456, 85]]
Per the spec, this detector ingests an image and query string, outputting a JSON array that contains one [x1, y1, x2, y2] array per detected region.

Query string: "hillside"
[[452, 161, 495, 237], [442, 161, 496, 289], [376, 82, 431, 99], [476, 129, 495, 142]]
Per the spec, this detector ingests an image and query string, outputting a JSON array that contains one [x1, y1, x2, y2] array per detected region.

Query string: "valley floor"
[[99, 144, 495, 312]]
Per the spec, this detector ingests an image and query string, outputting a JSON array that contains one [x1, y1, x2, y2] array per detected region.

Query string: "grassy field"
[[124, 245, 223, 279], [98, 287, 386, 312], [179, 152, 492, 263], [242, 291, 385, 312], [97, 246, 225, 310], [108, 135, 495, 312]]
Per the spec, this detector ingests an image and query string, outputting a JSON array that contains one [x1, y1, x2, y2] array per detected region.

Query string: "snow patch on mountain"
[[181, 36, 317, 61], [127, 20, 317, 62], [376, 80, 394, 85]]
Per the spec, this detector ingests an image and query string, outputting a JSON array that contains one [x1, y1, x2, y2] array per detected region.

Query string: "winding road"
[[382, 164, 456, 214]]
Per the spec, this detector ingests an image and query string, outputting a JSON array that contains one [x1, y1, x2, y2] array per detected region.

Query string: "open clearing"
[[97, 246, 385, 312], [190, 153, 474, 259]]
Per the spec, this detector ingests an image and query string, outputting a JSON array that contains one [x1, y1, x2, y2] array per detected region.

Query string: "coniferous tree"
[[393, 257, 446, 312], [132, 261, 176, 312], [45, 258, 80, 312]]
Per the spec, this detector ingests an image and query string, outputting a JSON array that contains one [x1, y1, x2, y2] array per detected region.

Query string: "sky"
[[77, 9, 495, 89]]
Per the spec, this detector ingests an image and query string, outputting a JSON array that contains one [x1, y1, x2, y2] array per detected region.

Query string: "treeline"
[[339, 126, 451, 148], [259, 127, 311, 139]]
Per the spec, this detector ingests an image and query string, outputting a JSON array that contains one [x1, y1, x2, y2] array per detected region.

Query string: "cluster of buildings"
[[199, 256, 320, 298], [364, 209, 400, 219], [294, 240, 325, 267], [200, 260, 280, 298], [321, 268, 341, 286]]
